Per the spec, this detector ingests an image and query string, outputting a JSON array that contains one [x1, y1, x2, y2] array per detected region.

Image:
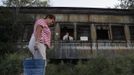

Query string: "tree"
[[1, 0, 49, 42], [2, 0, 48, 7], [116, 0, 134, 9]]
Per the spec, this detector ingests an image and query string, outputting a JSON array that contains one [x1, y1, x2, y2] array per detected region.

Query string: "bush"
[[47, 55, 134, 75], [0, 42, 15, 56], [46, 61, 74, 75], [1, 51, 134, 75], [0, 49, 30, 75]]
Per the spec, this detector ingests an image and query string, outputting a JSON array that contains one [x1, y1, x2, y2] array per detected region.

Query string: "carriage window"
[[77, 24, 90, 41], [129, 26, 134, 40], [112, 26, 125, 40], [96, 25, 109, 40], [60, 23, 74, 41]]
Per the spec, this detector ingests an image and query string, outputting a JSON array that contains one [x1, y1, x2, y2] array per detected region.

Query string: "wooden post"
[[55, 23, 60, 41], [124, 25, 130, 41], [74, 23, 77, 40], [109, 24, 113, 40], [91, 24, 97, 56], [91, 24, 96, 43], [124, 25, 130, 47]]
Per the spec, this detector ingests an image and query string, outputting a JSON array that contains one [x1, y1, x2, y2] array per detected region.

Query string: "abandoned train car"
[[0, 7, 134, 59]]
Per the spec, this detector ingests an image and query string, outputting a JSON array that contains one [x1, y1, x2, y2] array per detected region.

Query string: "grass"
[[1, 49, 134, 75]]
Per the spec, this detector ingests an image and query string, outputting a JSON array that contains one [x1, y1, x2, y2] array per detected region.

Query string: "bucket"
[[23, 58, 45, 75]]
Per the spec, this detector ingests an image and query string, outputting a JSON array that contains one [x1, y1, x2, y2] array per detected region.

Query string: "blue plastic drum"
[[23, 58, 45, 75]]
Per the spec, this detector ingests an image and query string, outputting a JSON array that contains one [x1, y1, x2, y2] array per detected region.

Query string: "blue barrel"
[[23, 58, 45, 75]]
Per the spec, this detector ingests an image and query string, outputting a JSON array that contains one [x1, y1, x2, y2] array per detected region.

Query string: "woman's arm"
[[35, 25, 43, 43]]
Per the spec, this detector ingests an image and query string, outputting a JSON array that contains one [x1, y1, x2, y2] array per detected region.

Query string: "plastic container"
[[23, 58, 45, 75]]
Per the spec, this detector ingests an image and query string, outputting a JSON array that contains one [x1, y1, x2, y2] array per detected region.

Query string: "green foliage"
[[74, 60, 90, 75], [0, 8, 21, 43], [0, 8, 34, 57], [116, 0, 134, 9], [46, 61, 74, 75], [85, 57, 111, 75], [46, 55, 134, 75], [0, 49, 31, 75], [0, 42, 16, 56], [1, 52, 134, 75], [3, 0, 48, 7], [0, 9, 14, 23]]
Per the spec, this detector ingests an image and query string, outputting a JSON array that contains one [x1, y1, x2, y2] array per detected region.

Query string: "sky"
[[0, 0, 120, 8], [0, 0, 2, 5], [50, 0, 119, 8]]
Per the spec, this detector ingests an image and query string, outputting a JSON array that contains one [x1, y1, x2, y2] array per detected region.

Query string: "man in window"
[[63, 32, 73, 41]]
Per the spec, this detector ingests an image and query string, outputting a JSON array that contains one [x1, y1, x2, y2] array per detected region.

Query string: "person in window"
[[63, 32, 73, 41]]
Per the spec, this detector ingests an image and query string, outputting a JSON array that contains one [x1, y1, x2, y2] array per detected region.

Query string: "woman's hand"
[[34, 42, 38, 51]]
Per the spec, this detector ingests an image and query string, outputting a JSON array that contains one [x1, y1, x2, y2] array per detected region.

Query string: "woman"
[[28, 14, 55, 63]]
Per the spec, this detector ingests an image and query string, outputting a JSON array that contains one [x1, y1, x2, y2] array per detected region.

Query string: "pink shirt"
[[34, 19, 51, 48]]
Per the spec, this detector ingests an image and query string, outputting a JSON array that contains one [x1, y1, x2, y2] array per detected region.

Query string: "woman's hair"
[[44, 14, 55, 20]]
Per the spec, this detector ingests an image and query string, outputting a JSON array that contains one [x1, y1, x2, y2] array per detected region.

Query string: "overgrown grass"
[[0, 49, 31, 75], [46, 55, 134, 75], [1, 50, 134, 75]]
